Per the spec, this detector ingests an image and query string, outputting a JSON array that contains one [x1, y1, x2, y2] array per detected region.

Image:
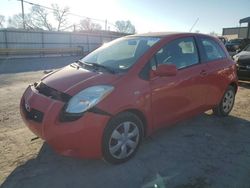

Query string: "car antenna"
[[189, 18, 199, 32]]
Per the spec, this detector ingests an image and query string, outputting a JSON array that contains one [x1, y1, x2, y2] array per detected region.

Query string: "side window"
[[154, 37, 199, 69], [200, 38, 226, 61]]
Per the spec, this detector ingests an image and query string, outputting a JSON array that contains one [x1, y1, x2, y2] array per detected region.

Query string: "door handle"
[[200, 70, 207, 76]]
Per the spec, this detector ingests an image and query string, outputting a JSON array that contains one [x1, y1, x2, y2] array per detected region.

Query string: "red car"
[[20, 32, 238, 164]]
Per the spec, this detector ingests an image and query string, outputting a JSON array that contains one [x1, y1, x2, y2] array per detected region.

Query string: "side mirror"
[[151, 64, 177, 78]]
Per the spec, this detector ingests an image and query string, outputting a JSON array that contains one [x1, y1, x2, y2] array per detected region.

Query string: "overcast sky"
[[1, 0, 250, 34]]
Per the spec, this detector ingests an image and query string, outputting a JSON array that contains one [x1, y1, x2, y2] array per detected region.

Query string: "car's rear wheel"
[[213, 86, 235, 116], [102, 112, 143, 164]]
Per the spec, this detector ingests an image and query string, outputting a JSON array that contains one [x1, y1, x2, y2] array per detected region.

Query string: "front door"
[[150, 36, 209, 128]]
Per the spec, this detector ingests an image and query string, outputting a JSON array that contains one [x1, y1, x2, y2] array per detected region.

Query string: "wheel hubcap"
[[222, 90, 234, 113], [109, 121, 139, 159]]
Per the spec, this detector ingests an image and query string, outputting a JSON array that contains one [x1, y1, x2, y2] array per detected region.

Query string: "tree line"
[[0, 4, 136, 34]]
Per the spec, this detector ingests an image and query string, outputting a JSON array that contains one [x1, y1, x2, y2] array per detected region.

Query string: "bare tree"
[[79, 18, 102, 31], [52, 4, 70, 31], [0, 15, 5, 28], [8, 14, 24, 29], [8, 4, 70, 31], [7, 7, 51, 30], [209, 31, 218, 36], [30, 5, 52, 30], [8, 13, 34, 29], [115, 20, 135, 34]]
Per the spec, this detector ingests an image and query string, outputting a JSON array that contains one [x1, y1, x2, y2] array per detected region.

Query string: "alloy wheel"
[[108, 121, 140, 159], [222, 90, 234, 113]]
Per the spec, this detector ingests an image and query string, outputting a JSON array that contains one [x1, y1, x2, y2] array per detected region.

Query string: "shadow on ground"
[[0, 56, 82, 74], [238, 81, 250, 89], [1, 113, 250, 188]]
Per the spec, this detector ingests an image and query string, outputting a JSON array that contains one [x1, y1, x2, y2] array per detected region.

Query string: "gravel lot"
[[0, 63, 250, 188]]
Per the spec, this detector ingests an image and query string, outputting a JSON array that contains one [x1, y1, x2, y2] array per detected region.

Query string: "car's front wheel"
[[102, 112, 143, 164], [213, 85, 236, 116]]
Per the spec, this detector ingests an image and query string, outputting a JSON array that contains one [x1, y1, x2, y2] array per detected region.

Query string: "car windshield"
[[80, 37, 160, 73], [228, 39, 242, 44], [243, 44, 250, 52]]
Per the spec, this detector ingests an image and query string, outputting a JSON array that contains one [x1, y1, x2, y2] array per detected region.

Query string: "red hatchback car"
[[20, 32, 238, 164]]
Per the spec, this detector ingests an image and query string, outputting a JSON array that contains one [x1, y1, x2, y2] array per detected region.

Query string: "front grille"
[[238, 58, 250, 66], [237, 58, 250, 71], [35, 82, 71, 102], [22, 101, 44, 123]]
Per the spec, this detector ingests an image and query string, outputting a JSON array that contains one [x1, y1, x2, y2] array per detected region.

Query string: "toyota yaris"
[[20, 32, 238, 164]]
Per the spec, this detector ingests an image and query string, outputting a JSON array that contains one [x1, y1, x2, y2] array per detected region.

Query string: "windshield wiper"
[[90, 63, 116, 74], [70, 60, 84, 69], [78, 61, 115, 74], [75, 60, 85, 66]]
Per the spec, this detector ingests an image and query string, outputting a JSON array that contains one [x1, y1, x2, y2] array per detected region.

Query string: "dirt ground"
[[0, 71, 250, 188]]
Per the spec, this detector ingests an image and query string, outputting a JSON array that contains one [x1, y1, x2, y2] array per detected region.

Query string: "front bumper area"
[[237, 68, 250, 81], [20, 85, 110, 159]]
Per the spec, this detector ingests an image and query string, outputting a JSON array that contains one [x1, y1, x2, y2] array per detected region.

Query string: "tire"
[[213, 86, 235, 117], [102, 112, 143, 164]]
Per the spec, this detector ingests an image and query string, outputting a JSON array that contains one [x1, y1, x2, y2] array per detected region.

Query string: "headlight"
[[233, 55, 239, 62], [65, 85, 114, 114]]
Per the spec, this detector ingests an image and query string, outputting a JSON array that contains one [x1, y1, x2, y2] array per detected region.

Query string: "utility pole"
[[105, 19, 107, 31], [21, 0, 25, 29], [248, 23, 250, 39]]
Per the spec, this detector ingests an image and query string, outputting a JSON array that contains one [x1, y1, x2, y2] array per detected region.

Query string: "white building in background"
[[222, 17, 250, 40]]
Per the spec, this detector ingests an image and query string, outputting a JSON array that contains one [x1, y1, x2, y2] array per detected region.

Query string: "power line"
[[17, 0, 54, 12], [16, 0, 117, 30]]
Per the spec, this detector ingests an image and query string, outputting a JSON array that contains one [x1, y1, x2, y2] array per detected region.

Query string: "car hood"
[[236, 51, 250, 57], [41, 64, 121, 96]]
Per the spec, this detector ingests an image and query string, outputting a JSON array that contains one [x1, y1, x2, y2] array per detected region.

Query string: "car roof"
[[125, 32, 212, 39], [131, 32, 183, 37]]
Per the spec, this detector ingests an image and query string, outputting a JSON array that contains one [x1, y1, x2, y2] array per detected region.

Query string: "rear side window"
[[200, 38, 226, 61]]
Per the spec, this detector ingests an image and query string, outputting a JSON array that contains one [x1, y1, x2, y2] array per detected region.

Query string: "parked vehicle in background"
[[233, 44, 250, 80], [226, 38, 250, 53], [20, 32, 238, 164], [226, 39, 243, 52], [218, 36, 228, 44]]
